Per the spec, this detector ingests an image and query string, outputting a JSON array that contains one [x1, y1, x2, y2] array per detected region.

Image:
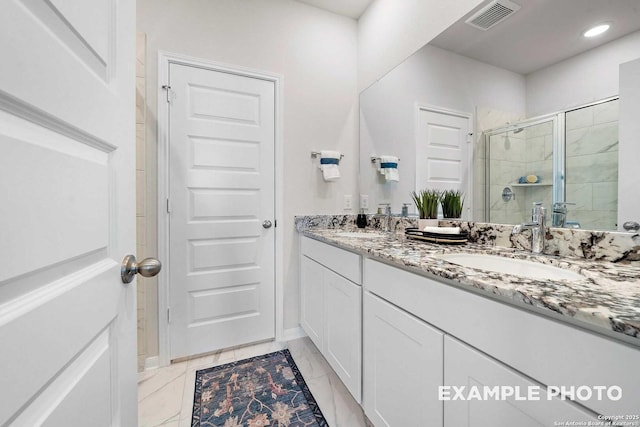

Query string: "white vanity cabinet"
[[298, 235, 639, 426], [363, 257, 640, 424], [363, 291, 444, 426], [444, 337, 597, 427], [300, 237, 362, 402]]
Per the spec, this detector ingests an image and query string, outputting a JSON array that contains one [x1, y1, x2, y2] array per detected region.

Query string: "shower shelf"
[[510, 183, 552, 187]]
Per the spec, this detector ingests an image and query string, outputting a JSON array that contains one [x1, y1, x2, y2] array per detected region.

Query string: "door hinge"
[[166, 198, 171, 213], [274, 219, 277, 228], [167, 307, 171, 323], [161, 85, 172, 103]]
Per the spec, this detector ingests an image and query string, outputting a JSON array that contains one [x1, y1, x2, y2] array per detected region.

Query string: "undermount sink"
[[434, 253, 584, 281], [334, 231, 387, 239]]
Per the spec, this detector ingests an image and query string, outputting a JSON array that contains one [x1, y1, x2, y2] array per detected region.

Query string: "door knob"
[[121, 255, 162, 284], [262, 220, 273, 229]]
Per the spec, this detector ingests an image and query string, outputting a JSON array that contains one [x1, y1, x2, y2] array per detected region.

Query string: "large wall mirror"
[[359, 0, 640, 232]]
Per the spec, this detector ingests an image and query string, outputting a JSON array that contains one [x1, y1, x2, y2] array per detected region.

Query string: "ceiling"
[[429, 0, 640, 75], [294, 0, 374, 19]]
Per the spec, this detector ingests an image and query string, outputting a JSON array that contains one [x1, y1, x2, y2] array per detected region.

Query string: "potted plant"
[[411, 189, 441, 229], [441, 189, 464, 219]]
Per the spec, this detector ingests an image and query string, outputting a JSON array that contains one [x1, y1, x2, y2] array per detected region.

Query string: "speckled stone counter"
[[294, 215, 640, 263], [298, 224, 640, 346]]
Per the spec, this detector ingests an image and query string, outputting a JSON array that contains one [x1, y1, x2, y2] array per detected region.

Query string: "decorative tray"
[[404, 228, 468, 245]]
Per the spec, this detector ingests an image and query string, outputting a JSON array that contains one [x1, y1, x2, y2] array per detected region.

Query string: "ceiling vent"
[[465, 0, 521, 31]]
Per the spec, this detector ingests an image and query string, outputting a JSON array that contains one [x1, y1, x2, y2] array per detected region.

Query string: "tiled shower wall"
[[521, 122, 553, 220], [565, 99, 619, 230], [474, 107, 524, 223], [487, 121, 555, 224], [488, 130, 528, 224], [136, 32, 148, 372]]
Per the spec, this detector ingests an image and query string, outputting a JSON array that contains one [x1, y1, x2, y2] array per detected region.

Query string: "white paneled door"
[[168, 64, 276, 359], [416, 107, 472, 218], [0, 1, 136, 426]]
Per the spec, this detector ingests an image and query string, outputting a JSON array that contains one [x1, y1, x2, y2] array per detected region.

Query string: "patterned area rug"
[[192, 349, 328, 427]]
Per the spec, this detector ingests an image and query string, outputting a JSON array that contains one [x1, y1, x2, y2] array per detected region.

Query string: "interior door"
[[168, 63, 276, 359], [416, 108, 471, 218], [0, 1, 136, 426]]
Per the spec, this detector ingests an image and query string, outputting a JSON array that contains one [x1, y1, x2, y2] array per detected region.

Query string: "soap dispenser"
[[356, 208, 368, 228], [401, 203, 409, 217]]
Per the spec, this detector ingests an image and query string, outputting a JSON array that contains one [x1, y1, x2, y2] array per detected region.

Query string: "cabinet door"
[[325, 269, 362, 402], [300, 255, 324, 350], [444, 337, 598, 427], [363, 292, 444, 426]]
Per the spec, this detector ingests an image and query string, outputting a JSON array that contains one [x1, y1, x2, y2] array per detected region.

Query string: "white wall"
[[358, 0, 483, 92], [359, 43, 526, 213], [526, 31, 640, 116], [137, 0, 359, 357]]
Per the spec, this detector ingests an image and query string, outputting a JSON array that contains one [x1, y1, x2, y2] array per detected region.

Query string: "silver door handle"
[[121, 255, 162, 284], [262, 220, 273, 229], [623, 221, 640, 232]]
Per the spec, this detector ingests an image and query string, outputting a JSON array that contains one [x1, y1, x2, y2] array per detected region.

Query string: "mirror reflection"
[[359, 0, 640, 232], [485, 98, 619, 231], [486, 119, 555, 226]]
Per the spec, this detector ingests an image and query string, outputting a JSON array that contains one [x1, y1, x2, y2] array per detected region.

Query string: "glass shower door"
[[486, 120, 555, 224], [564, 98, 619, 230]]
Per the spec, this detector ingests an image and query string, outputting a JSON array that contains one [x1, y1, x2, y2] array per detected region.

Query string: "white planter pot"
[[418, 218, 439, 230]]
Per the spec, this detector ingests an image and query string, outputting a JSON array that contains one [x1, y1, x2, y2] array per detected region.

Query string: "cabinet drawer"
[[301, 236, 361, 284], [364, 258, 640, 415]]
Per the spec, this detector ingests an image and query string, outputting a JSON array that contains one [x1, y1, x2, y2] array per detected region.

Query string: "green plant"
[[411, 189, 441, 219], [441, 189, 464, 218]]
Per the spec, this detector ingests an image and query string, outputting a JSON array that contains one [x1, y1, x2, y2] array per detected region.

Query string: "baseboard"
[[282, 326, 306, 342], [144, 356, 159, 371], [142, 330, 305, 371]]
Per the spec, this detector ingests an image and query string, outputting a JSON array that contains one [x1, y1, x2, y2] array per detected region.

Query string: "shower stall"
[[483, 97, 619, 231]]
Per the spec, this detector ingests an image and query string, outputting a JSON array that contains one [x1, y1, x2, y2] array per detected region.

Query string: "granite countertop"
[[302, 228, 640, 345]]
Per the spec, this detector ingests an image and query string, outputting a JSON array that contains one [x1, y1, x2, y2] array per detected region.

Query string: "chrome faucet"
[[513, 202, 547, 254], [551, 202, 576, 227]]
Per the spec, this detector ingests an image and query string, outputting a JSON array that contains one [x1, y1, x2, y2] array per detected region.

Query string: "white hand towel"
[[385, 167, 400, 182], [320, 150, 341, 181], [380, 155, 399, 182], [423, 226, 461, 234]]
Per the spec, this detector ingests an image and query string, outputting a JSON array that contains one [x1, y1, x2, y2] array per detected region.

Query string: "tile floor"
[[138, 337, 371, 427]]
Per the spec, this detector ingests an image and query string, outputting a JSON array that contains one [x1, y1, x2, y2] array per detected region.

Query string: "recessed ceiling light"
[[583, 24, 610, 38]]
